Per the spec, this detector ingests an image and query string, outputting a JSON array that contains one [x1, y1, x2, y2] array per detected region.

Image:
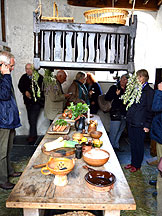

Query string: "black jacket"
[[126, 84, 154, 129], [18, 73, 44, 106], [151, 90, 162, 144], [86, 82, 102, 114], [105, 81, 127, 117]]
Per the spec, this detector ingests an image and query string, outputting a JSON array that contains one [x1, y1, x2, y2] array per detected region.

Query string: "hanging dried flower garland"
[[43, 69, 58, 95], [31, 68, 41, 102], [121, 72, 142, 110]]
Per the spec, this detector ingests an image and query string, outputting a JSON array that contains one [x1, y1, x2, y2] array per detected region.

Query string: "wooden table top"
[[6, 115, 136, 211]]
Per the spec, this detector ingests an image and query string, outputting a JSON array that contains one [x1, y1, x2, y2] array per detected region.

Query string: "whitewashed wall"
[[5, 0, 162, 135]]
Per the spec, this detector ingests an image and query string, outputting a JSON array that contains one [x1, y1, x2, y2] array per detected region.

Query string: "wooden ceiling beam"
[[68, 0, 159, 11]]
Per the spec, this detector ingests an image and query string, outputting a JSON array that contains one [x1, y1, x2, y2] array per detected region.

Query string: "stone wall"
[[4, 0, 162, 135]]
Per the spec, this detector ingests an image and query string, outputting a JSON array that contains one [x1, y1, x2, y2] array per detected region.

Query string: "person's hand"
[[91, 101, 95, 105], [116, 89, 121, 95], [89, 90, 94, 96], [25, 91, 31, 99], [158, 82, 162, 91], [143, 127, 149, 133], [1, 63, 10, 75]]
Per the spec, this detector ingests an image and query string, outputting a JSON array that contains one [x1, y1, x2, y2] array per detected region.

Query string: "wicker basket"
[[84, 8, 128, 25], [41, 2, 74, 23]]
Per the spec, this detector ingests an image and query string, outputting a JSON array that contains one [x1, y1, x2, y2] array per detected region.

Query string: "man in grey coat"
[[44, 70, 70, 123]]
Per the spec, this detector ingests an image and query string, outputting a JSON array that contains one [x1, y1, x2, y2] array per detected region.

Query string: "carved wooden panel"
[[44, 31, 50, 61], [99, 33, 107, 63], [77, 32, 84, 62], [65, 32, 73, 62], [33, 12, 137, 73], [54, 31, 62, 61], [88, 33, 95, 62], [110, 34, 116, 64]]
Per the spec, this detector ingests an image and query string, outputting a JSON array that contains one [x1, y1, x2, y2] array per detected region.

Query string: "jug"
[[75, 116, 85, 131], [88, 120, 97, 133]]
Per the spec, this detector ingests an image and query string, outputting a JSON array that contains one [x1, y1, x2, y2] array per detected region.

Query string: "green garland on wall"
[[121, 72, 142, 110]]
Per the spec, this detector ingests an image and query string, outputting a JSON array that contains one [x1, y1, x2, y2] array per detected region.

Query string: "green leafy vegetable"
[[67, 102, 89, 120], [54, 119, 68, 126]]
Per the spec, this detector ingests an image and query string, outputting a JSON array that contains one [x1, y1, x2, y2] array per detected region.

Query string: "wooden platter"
[[41, 145, 75, 157], [47, 123, 70, 135]]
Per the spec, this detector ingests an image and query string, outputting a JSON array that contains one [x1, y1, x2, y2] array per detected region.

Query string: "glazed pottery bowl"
[[41, 157, 75, 176], [83, 148, 110, 167], [85, 170, 116, 192]]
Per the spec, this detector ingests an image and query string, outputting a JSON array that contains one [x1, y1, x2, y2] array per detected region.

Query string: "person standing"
[[0, 51, 21, 190], [44, 70, 70, 123], [125, 69, 154, 172], [67, 71, 90, 105], [86, 72, 102, 114], [105, 74, 128, 151], [18, 63, 44, 144], [150, 82, 162, 216]]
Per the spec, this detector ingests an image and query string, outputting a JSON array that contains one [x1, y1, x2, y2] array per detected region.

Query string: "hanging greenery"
[[43, 69, 58, 95], [31, 68, 41, 102], [121, 72, 142, 110]]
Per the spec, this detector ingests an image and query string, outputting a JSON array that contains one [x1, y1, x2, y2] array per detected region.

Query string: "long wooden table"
[[6, 115, 136, 216]]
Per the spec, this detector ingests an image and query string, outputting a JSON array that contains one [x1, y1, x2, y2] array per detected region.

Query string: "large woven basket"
[[41, 2, 74, 23], [84, 8, 128, 25]]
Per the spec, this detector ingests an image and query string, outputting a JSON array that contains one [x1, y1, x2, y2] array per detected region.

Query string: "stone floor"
[[0, 134, 158, 216]]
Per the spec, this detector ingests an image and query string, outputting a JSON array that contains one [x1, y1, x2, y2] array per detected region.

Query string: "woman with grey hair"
[[67, 71, 90, 105]]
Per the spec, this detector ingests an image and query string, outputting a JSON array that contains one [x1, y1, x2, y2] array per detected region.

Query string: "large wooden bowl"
[[83, 149, 110, 167], [90, 131, 102, 139]]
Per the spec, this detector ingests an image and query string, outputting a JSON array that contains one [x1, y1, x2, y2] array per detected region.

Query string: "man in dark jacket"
[[0, 51, 21, 190], [105, 74, 128, 151], [150, 82, 162, 216], [18, 63, 44, 144]]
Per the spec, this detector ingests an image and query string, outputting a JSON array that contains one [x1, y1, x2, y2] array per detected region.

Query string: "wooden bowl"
[[72, 132, 83, 141], [90, 131, 102, 139], [83, 149, 110, 167]]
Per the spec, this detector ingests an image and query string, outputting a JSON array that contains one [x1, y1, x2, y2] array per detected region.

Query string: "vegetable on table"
[[44, 137, 77, 151], [67, 102, 89, 120], [53, 119, 68, 132]]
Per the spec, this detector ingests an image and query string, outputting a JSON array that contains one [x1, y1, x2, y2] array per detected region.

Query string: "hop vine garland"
[[121, 72, 142, 110], [43, 69, 58, 95], [31, 68, 41, 102]]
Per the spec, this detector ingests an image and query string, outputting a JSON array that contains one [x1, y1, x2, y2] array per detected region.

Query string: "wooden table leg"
[[104, 210, 120, 216], [23, 209, 45, 216]]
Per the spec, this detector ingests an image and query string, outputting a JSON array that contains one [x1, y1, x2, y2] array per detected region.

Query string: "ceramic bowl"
[[85, 170, 116, 192], [83, 148, 110, 167], [41, 157, 75, 176], [90, 131, 102, 139]]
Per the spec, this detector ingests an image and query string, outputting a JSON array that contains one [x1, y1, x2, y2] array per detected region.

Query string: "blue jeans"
[[109, 118, 126, 149]]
